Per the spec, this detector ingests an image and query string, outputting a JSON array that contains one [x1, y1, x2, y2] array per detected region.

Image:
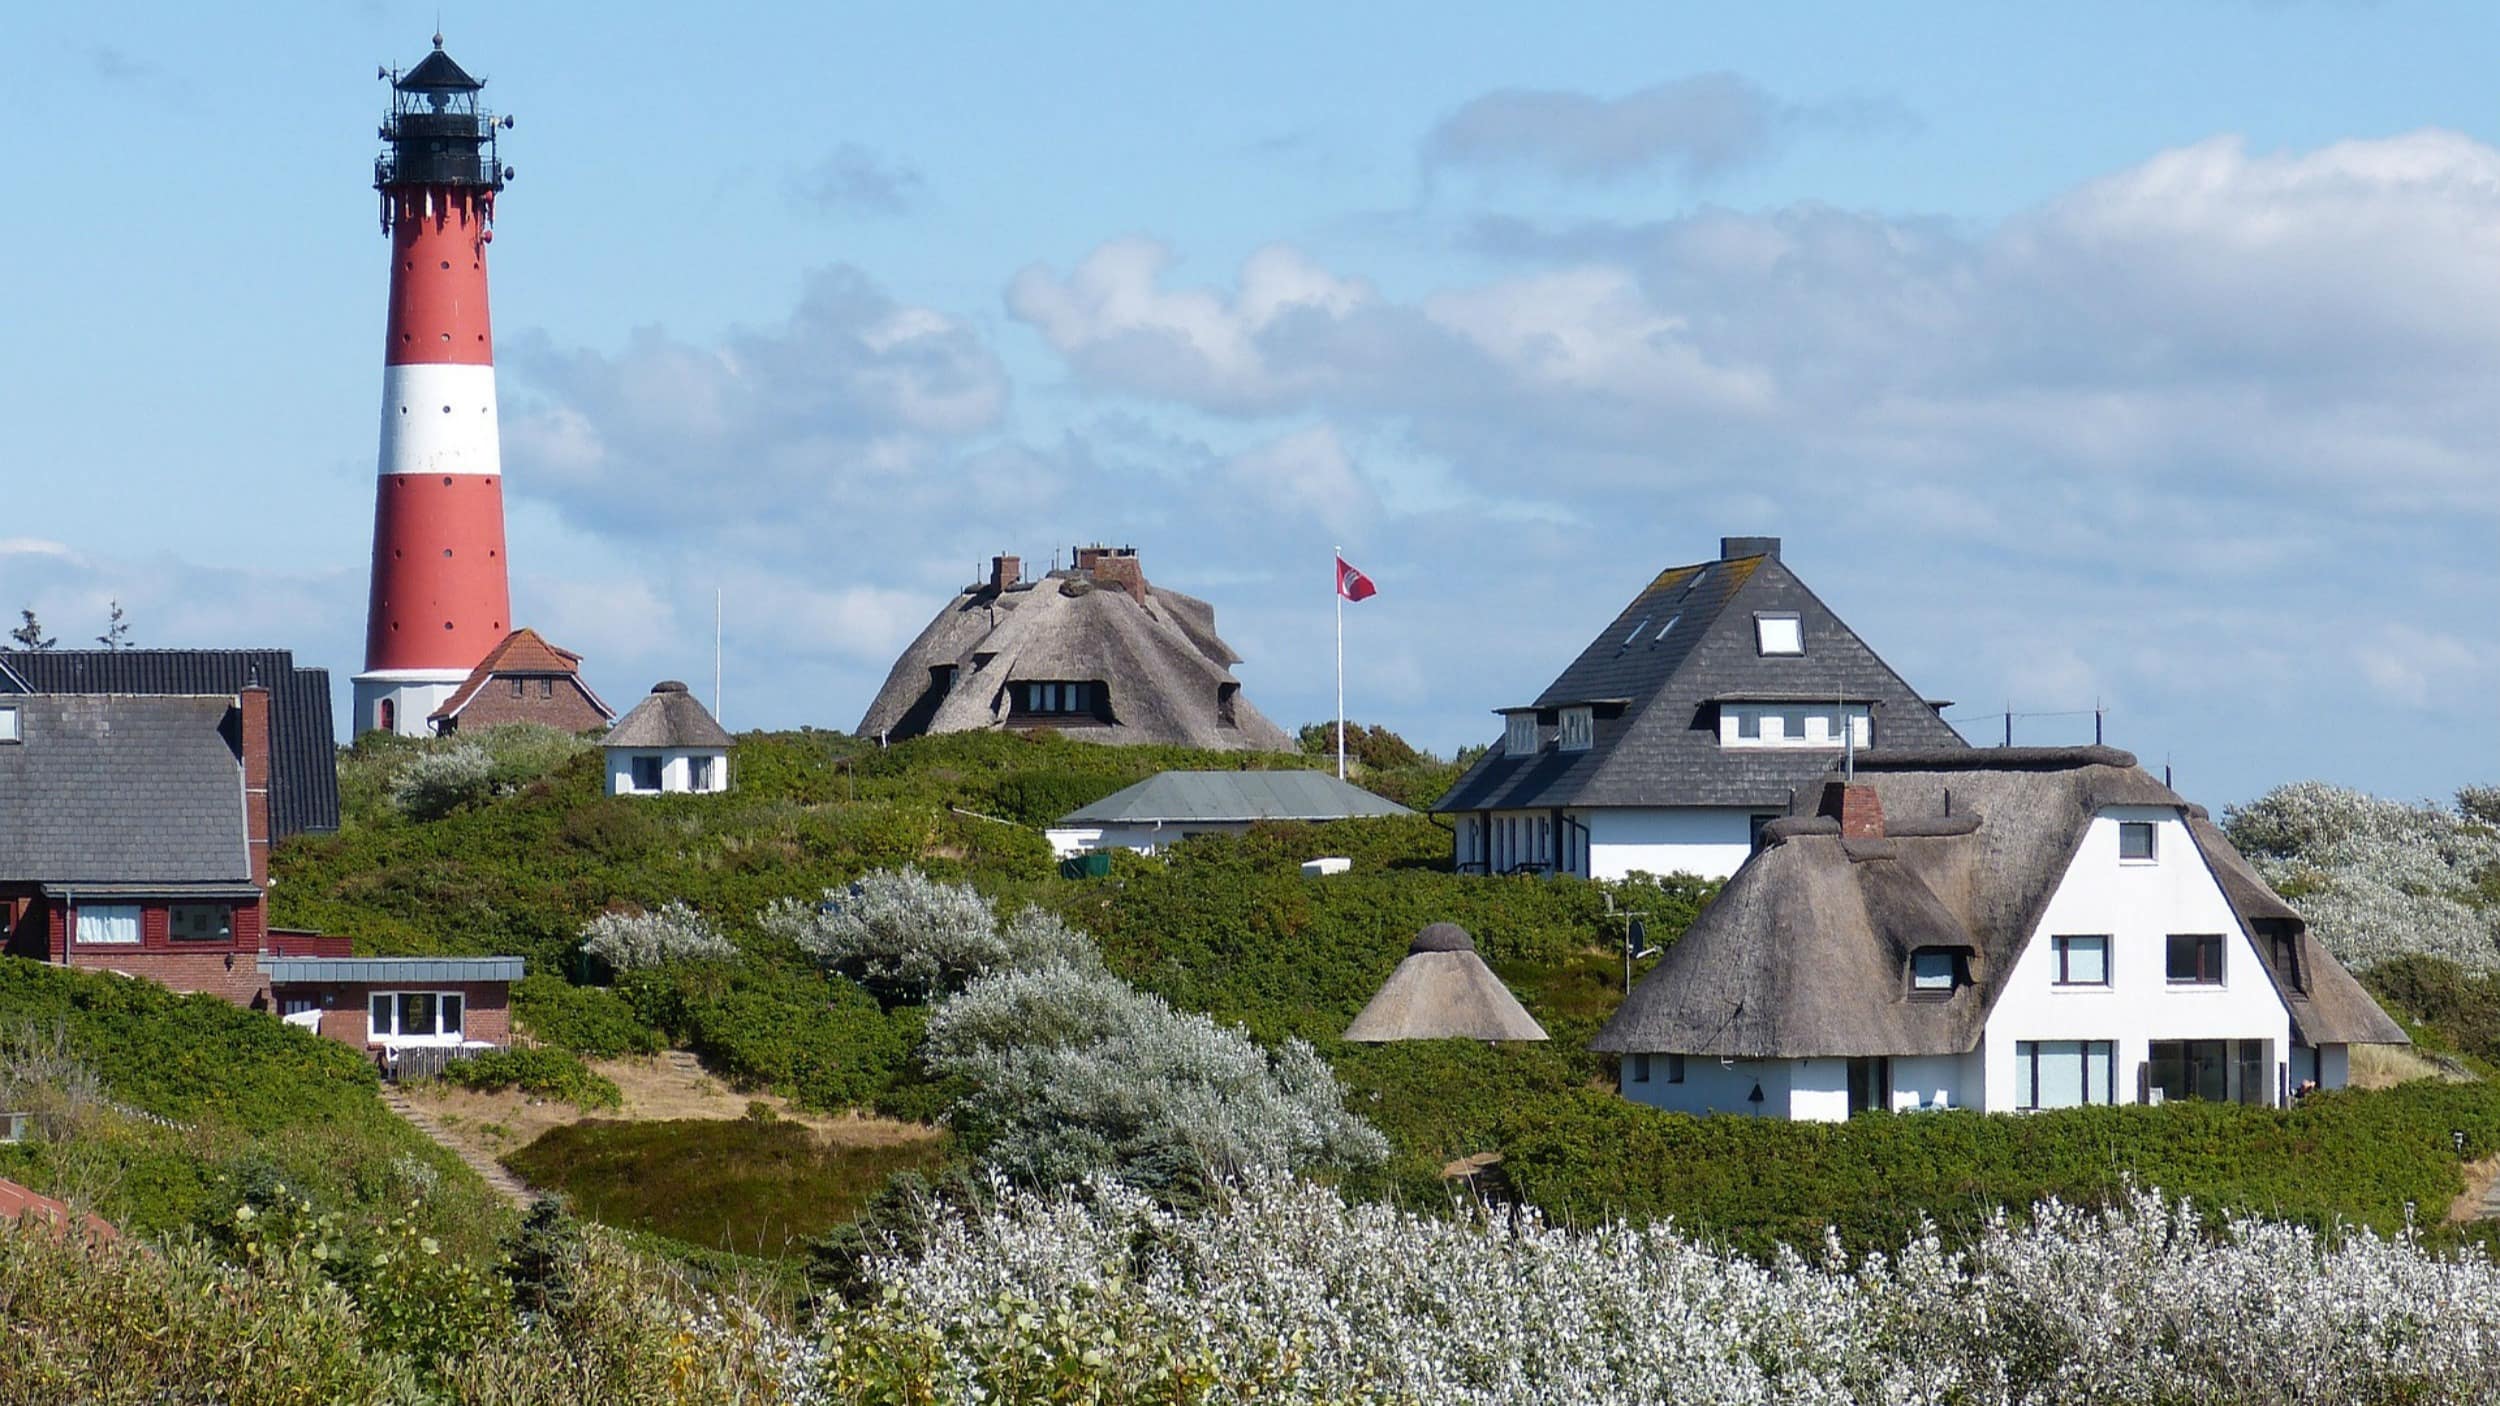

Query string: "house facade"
[[1433, 537, 1964, 881], [427, 628, 613, 735], [266, 957, 517, 1051], [858, 547, 1295, 753], [602, 681, 733, 796], [1592, 748, 2404, 1120]]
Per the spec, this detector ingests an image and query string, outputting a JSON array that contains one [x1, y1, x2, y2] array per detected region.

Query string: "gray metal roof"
[[1, 649, 340, 837], [0, 695, 250, 885], [263, 957, 524, 984], [1058, 770, 1413, 825], [1435, 545, 1965, 815]]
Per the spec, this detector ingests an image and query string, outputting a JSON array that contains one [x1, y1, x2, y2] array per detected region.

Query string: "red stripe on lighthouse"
[[384, 190, 496, 365]]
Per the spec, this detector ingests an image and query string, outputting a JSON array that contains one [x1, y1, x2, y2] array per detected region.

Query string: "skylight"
[[1620, 616, 1651, 649], [1653, 613, 1681, 643], [1755, 614, 1803, 655]]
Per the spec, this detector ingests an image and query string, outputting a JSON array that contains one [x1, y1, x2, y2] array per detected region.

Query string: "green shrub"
[[2364, 954, 2500, 1064], [510, 974, 662, 1057], [437, 1048, 622, 1110], [623, 964, 922, 1113]]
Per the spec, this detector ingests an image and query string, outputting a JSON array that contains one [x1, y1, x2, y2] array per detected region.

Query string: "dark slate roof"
[[264, 956, 523, 984], [397, 42, 482, 92], [858, 557, 1294, 753], [603, 681, 733, 750], [1593, 748, 2404, 1058], [0, 649, 339, 838], [1434, 543, 1964, 815], [0, 695, 249, 886], [1057, 770, 1412, 825]]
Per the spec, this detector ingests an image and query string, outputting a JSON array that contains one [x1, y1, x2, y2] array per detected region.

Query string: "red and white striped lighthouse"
[[352, 36, 516, 736]]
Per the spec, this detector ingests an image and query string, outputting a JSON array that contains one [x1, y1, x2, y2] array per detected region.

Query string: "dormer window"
[[1722, 703, 1870, 750], [1019, 681, 1094, 717], [1504, 712, 1539, 757], [1559, 706, 1593, 752], [1755, 613, 1804, 655], [1909, 948, 1964, 997]]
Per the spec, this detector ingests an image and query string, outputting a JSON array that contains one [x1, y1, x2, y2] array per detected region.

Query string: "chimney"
[[1819, 779, 1885, 838], [989, 554, 1021, 591], [1078, 544, 1148, 603], [1721, 536, 1781, 562], [238, 679, 274, 890]]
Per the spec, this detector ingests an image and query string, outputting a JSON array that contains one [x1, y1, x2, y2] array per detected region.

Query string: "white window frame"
[[630, 754, 664, 793], [1755, 613, 1804, 656], [1722, 703, 1871, 750], [74, 904, 142, 946], [1504, 713, 1539, 757], [1559, 706, 1593, 752], [688, 755, 714, 790], [2052, 934, 2111, 987], [0, 706, 18, 744], [2015, 1039, 2118, 1110], [368, 989, 467, 1046], [2119, 821, 2158, 864]]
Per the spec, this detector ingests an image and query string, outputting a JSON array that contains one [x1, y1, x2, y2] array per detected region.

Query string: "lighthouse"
[[351, 36, 516, 736]]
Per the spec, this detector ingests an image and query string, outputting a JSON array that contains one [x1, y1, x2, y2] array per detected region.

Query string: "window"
[[1723, 703, 1870, 749], [2271, 931, 2306, 993], [2015, 1040, 2117, 1109], [508, 678, 525, 698], [1621, 617, 1651, 648], [0, 706, 17, 743], [1734, 708, 1763, 741], [2052, 935, 2109, 986], [1023, 681, 1093, 716], [1630, 1053, 1651, 1084], [1665, 1052, 1686, 1084], [2167, 934, 2224, 985], [74, 905, 141, 945], [377, 699, 396, 732], [170, 904, 233, 944], [1755, 613, 1804, 655], [2119, 821, 2157, 862], [2148, 1039, 2229, 1102], [369, 990, 465, 1043], [630, 754, 664, 792], [1216, 682, 1237, 727], [1560, 706, 1593, 752], [688, 756, 714, 790], [538, 677, 554, 699], [1505, 713, 1538, 757], [1653, 613, 1681, 642], [1909, 948, 1962, 995]]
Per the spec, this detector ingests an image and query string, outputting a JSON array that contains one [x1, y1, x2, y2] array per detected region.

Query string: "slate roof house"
[[1046, 769, 1410, 858], [859, 547, 1294, 753], [1433, 537, 1964, 880], [1592, 747, 2405, 1121], [0, 648, 339, 839], [602, 680, 733, 796], [0, 688, 518, 1056], [427, 628, 614, 735]]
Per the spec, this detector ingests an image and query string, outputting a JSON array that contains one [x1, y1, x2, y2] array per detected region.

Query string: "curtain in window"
[[74, 905, 141, 944]]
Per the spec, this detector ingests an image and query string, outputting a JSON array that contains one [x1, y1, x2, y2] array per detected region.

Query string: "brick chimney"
[[1076, 544, 1148, 603], [989, 554, 1021, 591], [1819, 779, 1885, 838], [238, 679, 273, 889]]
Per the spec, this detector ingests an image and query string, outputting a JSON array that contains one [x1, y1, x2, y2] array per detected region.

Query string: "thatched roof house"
[[859, 547, 1293, 752], [602, 682, 732, 796], [1345, 923, 1548, 1044], [1433, 536, 1963, 881], [1593, 746, 2402, 1120]]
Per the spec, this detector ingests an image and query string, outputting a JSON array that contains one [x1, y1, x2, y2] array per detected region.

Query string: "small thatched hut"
[[1344, 923, 1548, 1044]]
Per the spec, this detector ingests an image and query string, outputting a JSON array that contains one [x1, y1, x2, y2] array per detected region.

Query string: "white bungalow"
[[1046, 770, 1411, 859], [1592, 747, 2406, 1121], [600, 681, 732, 797]]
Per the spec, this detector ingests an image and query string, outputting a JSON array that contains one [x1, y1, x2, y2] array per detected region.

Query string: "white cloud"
[[1420, 73, 1917, 186]]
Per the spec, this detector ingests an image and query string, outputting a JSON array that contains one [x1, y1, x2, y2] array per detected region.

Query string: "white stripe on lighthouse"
[[377, 363, 503, 477]]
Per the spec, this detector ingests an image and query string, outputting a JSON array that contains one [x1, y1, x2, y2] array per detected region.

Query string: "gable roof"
[[602, 681, 733, 750], [1344, 923, 1549, 1043], [0, 649, 338, 839], [1435, 539, 1964, 815], [858, 555, 1293, 753], [1057, 770, 1411, 826], [1593, 747, 2403, 1058], [429, 628, 613, 725], [0, 695, 250, 886]]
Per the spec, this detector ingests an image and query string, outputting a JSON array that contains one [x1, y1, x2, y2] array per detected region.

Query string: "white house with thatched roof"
[[857, 547, 1294, 754], [1434, 537, 1965, 882], [1593, 747, 2405, 1121], [601, 681, 732, 797]]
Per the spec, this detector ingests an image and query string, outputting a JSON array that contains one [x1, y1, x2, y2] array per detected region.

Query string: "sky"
[[3, 2, 2494, 807]]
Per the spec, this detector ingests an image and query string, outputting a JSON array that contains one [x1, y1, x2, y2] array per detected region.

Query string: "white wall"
[[1582, 808, 1760, 881], [1888, 1052, 1977, 1112], [1044, 821, 1253, 859], [605, 746, 732, 797], [1623, 1055, 1792, 1116], [351, 671, 462, 738], [1981, 805, 2292, 1111]]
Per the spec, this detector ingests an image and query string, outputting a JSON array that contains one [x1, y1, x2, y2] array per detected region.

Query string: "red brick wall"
[[59, 896, 275, 1005], [443, 679, 610, 733], [241, 683, 272, 887], [273, 980, 512, 1051]]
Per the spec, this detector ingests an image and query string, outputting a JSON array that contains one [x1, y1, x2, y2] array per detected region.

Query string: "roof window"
[[1621, 616, 1651, 649], [1504, 712, 1539, 757], [1652, 613, 1681, 643], [1909, 948, 1964, 998], [1755, 613, 1803, 655], [1560, 706, 1593, 752]]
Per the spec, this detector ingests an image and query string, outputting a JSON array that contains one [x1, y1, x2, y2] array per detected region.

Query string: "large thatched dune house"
[[859, 546, 1294, 752], [1591, 747, 2405, 1121], [1433, 537, 1963, 881]]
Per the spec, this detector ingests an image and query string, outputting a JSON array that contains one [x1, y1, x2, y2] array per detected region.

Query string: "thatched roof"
[[1593, 748, 2404, 1058], [1435, 539, 1963, 816], [857, 552, 1293, 753], [602, 681, 732, 750], [1344, 924, 1549, 1043]]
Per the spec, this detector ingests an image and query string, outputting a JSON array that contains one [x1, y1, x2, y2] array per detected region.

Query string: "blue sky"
[[4, 2, 2493, 806]]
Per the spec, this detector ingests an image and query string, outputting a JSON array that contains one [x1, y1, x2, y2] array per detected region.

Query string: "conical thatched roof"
[[1344, 924, 1549, 1044]]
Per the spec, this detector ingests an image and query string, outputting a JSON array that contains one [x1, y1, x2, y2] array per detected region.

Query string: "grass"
[[502, 1115, 948, 1260]]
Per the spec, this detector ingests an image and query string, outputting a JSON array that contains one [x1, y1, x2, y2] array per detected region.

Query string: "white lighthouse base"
[[352, 668, 470, 738]]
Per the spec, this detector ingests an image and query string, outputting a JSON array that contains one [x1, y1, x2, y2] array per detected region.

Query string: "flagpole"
[[1334, 547, 1346, 781]]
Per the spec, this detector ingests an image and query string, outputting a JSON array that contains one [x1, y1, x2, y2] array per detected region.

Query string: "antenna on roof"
[[713, 586, 724, 729], [1843, 691, 1855, 782]]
